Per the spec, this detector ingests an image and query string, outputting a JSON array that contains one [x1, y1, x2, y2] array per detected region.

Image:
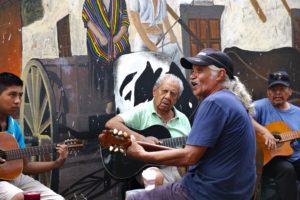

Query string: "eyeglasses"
[[269, 72, 290, 82]]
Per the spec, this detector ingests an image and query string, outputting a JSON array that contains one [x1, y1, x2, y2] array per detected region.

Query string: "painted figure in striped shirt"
[[82, 0, 130, 113]]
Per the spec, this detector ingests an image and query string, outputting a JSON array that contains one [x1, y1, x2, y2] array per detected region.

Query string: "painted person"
[[105, 73, 191, 188], [125, 48, 256, 200], [0, 72, 68, 200], [129, 0, 184, 74], [82, 0, 130, 113], [253, 70, 300, 200]]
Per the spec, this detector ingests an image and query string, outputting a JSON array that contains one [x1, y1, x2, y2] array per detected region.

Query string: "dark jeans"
[[262, 157, 298, 200]]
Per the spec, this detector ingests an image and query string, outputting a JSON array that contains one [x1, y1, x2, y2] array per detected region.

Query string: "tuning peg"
[[120, 148, 125, 154], [109, 146, 114, 152], [123, 132, 129, 138], [114, 147, 119, 152], [118, 130, 123, 136], [113, 129, 118, 135]]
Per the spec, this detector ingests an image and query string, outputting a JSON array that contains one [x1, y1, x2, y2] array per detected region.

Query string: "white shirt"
[[129, 0, 167, 26]]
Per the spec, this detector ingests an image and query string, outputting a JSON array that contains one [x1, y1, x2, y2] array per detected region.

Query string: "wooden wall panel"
[[0, 1, 22, 76]]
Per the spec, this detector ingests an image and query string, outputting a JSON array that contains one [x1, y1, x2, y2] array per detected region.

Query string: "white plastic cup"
[[142, 169, 156, 190]]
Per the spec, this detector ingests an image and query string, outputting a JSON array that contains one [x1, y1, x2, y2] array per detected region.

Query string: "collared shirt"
[[119, 100, 191, 138]]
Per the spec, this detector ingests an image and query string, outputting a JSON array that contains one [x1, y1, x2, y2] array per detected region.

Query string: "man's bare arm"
[[127, 136, 207, 166], [105, 115, 157, 143], [252, 118, 277, 149]]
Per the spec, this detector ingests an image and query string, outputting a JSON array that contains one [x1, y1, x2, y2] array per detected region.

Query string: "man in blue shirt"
[[125, 48, 256, 200], [253, 70, 300, 200], [0, 72, 69, 200]]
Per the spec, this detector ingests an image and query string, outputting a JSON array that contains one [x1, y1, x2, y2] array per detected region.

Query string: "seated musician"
[[105, 73, 191, 187], [0, 72, 68, 200], [124, 49, 256, 200], [253, 70, 300, 200]]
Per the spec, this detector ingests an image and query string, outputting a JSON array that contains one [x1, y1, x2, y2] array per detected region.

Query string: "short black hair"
[[0, 72, 23, 94]]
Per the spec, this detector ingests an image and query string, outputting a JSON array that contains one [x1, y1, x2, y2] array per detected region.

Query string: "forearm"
[[87, 20, 104, 39], [114, 26, 128, 43], [142, 148, 190, 166], [129, 144, 206, 167], [105, 116, 147, 141], [252, 118, 276, 149], [23, 159, 63, 175], [252, 118, 269, 135], [163, 17, 176, 42]]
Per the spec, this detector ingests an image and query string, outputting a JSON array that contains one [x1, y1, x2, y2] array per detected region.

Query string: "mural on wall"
[[0, 0, 300, 199], [21, 0, 44, 26]]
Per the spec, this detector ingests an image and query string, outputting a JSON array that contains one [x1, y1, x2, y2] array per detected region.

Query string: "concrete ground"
[[57, 138, 127, 200]]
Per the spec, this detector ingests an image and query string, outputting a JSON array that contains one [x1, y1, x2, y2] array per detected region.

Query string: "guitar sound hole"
[[273, 134, 283, 148], [273, 134, 282, 141], [0, 150, 6, 160]]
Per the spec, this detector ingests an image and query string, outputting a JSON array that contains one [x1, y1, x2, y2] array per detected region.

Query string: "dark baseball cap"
[[180, 48, 234, 79], [268, 71, 290, 88]]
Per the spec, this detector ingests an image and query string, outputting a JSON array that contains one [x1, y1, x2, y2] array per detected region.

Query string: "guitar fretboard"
[[160, 136, 187, 148], [1, 144, 57, 161], [279, 130, 300, 142]]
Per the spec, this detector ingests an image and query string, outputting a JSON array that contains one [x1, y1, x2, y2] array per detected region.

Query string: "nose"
[[190, 72, 195, 79], [14, 96, 21, 104], [164, 91, 172, 99]]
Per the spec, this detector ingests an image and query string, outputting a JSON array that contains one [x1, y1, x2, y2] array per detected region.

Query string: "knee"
[[278, 163, 296, 178], [154, 170, 164, 186], [143, 167, 164, 186]]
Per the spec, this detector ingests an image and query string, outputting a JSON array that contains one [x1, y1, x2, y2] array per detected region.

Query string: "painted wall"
[[21, 0, 300, 69], [22, 0, 86, 67], [221, 0, 300, 51]]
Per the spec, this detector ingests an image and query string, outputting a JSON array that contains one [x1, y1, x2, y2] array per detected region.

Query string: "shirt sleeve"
[[187, 100, 227, 147], [128, 0, 140, 12], [15, 123, 26, 149], [82, 0, 90, 28], [161, 0, 167, 19], [120, 0, 130, 27], [253, 100, 263, 124], [118, 104, 143, 129]]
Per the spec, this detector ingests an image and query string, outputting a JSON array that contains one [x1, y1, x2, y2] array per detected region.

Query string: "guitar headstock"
[[99, 129, 131, 153], [64, 139, 84, 154]]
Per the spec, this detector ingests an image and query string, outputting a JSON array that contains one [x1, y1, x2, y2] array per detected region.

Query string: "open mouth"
[[190, 81, 198, 87], [273, 96, 283, 101]]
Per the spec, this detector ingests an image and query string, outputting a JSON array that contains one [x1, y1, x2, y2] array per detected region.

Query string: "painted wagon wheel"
[[20, 59, 58, 189]]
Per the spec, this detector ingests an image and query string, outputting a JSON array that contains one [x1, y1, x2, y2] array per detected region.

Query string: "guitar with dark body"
[[99, 125, 187, 180]]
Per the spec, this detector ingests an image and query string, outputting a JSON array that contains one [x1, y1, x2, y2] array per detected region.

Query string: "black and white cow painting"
[[114, 51, 198, 124]]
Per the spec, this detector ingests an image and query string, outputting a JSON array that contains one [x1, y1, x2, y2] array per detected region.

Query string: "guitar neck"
[[4, 144, 57, 161], [135, 136, 187, 151], [160, 136, 187, 148], [280, 130, 300, 142]]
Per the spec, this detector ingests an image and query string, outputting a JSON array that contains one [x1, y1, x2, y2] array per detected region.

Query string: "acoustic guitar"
[[98, 125, 187, 180], [256, 121, 300, 165], [0, 132, 83, 180]]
